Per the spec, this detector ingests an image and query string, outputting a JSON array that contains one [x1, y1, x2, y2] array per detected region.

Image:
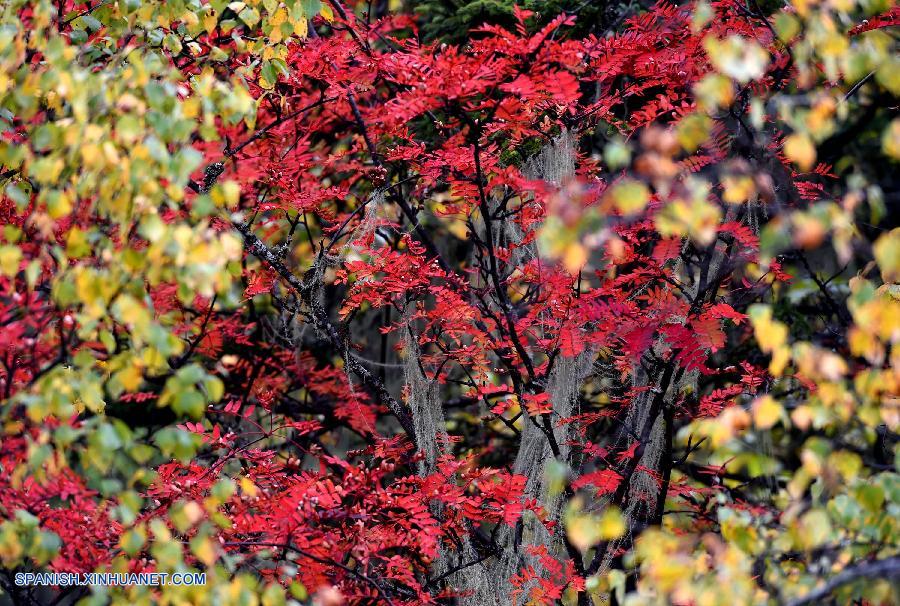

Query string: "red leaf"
[[708, 302, 747, 325], [572, 468, 622, 494], [692, 316, 725, 352]]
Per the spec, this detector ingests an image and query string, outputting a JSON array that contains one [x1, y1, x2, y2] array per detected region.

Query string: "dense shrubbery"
[[0, 1, 898, 605]]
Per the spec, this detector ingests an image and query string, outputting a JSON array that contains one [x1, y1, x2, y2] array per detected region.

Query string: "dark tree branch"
[[232, 221, 417, 441], [784, 555, 900, 606], [224, 541, 403, 605]]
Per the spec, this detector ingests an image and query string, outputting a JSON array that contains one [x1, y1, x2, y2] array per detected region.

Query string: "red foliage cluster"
[[2, 1, 858, 603]]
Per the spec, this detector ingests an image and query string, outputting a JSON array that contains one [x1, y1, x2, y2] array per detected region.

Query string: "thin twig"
[[784, 555, 900, 606]]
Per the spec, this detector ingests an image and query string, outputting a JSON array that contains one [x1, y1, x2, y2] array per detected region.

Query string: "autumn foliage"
[[0, 1, 899, 605]]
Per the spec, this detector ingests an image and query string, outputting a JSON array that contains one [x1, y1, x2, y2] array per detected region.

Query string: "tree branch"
[[232, 221, 417, 441], [784, 555, 900, 606], [224, 541, 402, 605]]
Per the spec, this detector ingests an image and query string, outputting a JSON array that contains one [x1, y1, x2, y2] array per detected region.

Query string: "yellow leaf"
[[269, 25, 284, 43], [46, 191, 72, 219], [0, 525, 24, 565], [597, 507, 626, 540], [184, 501, 204, 525], [270, 7, 287, 26], [873, 228, 900, 283], [721, 175, 755, 204], [66, 227, 90, 258], [212, 180, 241, 208], [751, 395, 783, 429], [80, 143, 103, 169], [815, 351, 847, 381], [805, 97, 836, 133], [240, 476, 258, 498], [792, 212, 826, 249], [203, 13, 218, 34], [563, 242, 588, 274], [791, 405, 813, 430], [693, 75, 734, 112], [704, 35, 769, 83], [655, 197, 721, 245], [0, 246, 22, 277], [709, 406, 751, 447], [769, 344, 790, 377], [783, 134, 816, 172], [119, 527, 146, 556], [190, 535, 217, 567], [293, 16, 308, 37], [748, 305, 787, 353], [444, 218, 469, 240], [817, 33, 848, 58], [565, 510, 600, 552], [798, 509, 832, 549], [112, 295, 152, 334], [883, 119, 900, 160], [609, 179, 650, 214], [150, 518, 172, 541], [116, 359, 144, 392]]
